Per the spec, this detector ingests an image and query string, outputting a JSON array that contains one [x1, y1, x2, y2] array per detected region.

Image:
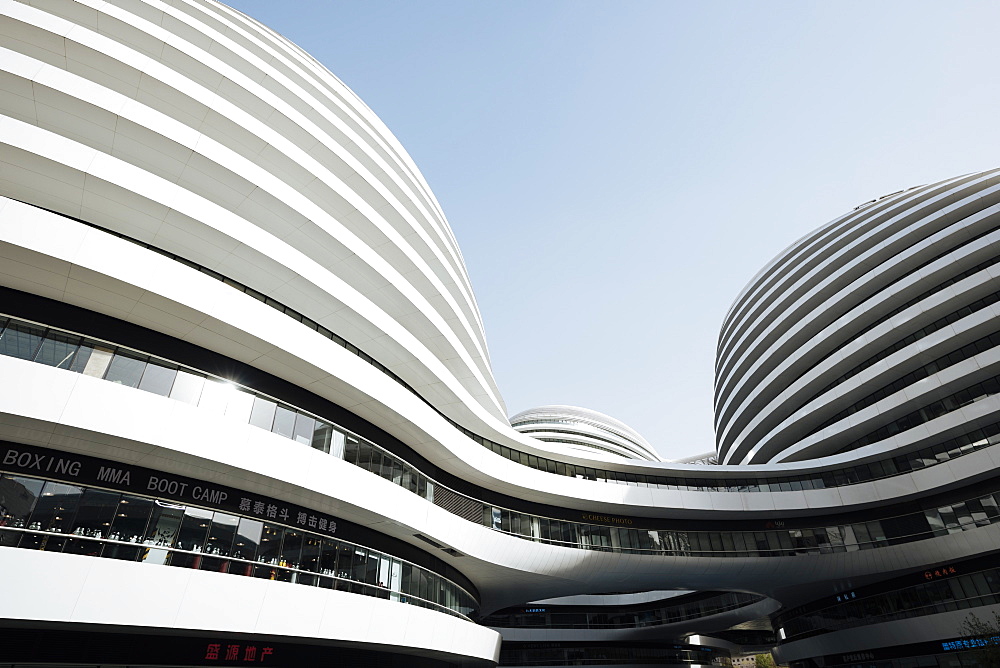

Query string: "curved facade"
[[510, 405, 660, 461], [715, 171, 1000, 465], [1, 2, 1000, 668]]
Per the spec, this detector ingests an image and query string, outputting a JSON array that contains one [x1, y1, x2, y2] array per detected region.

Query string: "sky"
[[228, 1, 1000, 461]]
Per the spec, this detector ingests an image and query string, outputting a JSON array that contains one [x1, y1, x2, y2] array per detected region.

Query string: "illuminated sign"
[[204, 642, 275, 663], [943, 637, 1000, 651], [923, 565, 958, 581]]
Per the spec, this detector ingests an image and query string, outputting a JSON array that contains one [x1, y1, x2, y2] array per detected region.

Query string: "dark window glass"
[[301, 535, 323, 573], [69, 488, 120, 538], [205, 512, 239, 557], [311, 421, 333, 454], [232, 518, 263, 562], [272, 405, 296, 439], [104, 351, 147, 388], [280, 529, 304, 569], [105, 495, 154, 558], [257, 524, 284, 565], [137, 360, 177, 396], [145, 503, 185, 548], [249, 397, 277, 430], [0, 321, 46, 360], [174, 506, 213, 551], [0, 475, 45, 545], [34, 331, 81, 369], [28, 481, 83, 533], [344, 437, 361, 465], [356, 441, 374, 471]]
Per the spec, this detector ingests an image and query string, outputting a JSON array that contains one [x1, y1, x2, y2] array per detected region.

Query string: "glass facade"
[[777, 565, 1000, 641], [5, 314, 1000, 562], [498, 642, 732, 667], [0, 473, 477, 619], [483, 591, 763, 629], [4, 313, 1000, 501]]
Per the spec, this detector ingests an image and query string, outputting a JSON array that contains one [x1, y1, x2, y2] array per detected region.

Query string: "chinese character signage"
[[205, 642, 275, 663], [0, 443, 339, 537]]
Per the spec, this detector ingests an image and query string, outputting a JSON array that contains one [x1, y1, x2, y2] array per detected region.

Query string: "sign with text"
[[0, 442, 338, 537]]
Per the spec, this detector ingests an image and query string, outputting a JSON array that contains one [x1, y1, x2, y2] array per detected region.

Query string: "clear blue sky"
[[228, 1, 1000, 460]]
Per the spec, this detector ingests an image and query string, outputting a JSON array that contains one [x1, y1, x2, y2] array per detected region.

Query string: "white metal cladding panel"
[[717, 170, 1000, 464], [0, 547, 501, 662], [0, 0, 507, 430]]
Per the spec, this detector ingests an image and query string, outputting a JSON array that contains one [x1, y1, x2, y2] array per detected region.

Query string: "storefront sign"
[[0, 442, 338, 536]]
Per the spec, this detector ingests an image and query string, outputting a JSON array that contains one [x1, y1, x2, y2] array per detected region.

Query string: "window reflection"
[[0, 473, 475, 618]]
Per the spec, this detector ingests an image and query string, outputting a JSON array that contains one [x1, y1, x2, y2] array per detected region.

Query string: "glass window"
[[318, 539, 344, 576], [312, 422, 344, 456], [69, 488, 120, 538], [33, 331, 81, 369], [174, 506, 213, 551], [205, 512, 239, 556], [231, 518, 263, 561], [108, 495, 154, 544], [137, 502, 181, 565], [0, 321, 46, 360], [67, 340, 94, 373], [104, 351, 148, 388], [248, 396, 277, 430], [351, 547, 368, 582], [292, 413, 316, 446], [356, 441, 374, 471], [0, 475, 45, 545], [300, 535, 323, 572], [224, 388, 256, 423], [200, 380, 237, 415], [280, 529, 304, 569], [272, 405, 296, 439], [169, 370, 205, 405], [137, 360, 177, 396], [344, 437, 361, 465], [28, 481, 83, 533], [256, 524, 284, 565]]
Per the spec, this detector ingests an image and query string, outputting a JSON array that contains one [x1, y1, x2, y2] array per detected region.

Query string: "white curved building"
[[716, 171, 1000, 466], [1, 2, 1000, 668], [510, 405, 661, 461]]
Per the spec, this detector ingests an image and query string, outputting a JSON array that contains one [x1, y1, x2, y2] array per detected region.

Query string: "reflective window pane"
[[293, 413, 316, 446], [0, 475, 45, 545], [70, 488, 120, 538], [199, 379, 236, 414], [169, 370, 205, 405], [205, 512, 239, 557], [232, 518, 263, 561], [272, 405, 296, 439], [249, 396, 277, 430], [174, 506, 213, 551], [137, 360, 177, 396], [224, 388, 256, 423], [79, 344, 114, 378], [104, 351, 147, 388], [28, 481, 83, 533], [108, 495, 154, 544], [33, 332, 82, 369], [0, 321, 46, 360], [280, 529, 304, 569]]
